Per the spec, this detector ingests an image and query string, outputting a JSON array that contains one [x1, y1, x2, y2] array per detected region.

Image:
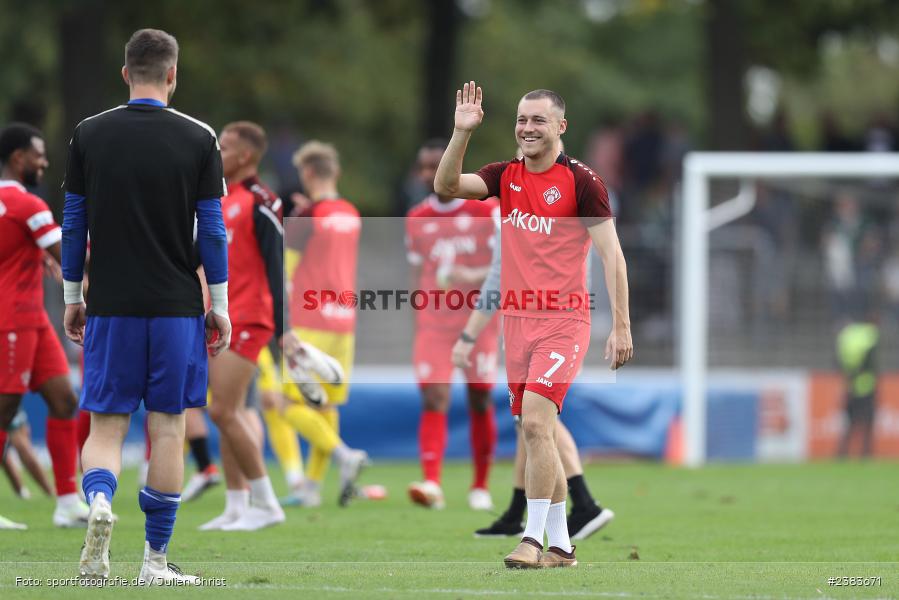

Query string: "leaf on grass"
[[628, 547, 640, 560]]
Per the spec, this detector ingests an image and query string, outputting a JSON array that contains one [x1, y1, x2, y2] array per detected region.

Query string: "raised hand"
[[454, 80, 484, 132]]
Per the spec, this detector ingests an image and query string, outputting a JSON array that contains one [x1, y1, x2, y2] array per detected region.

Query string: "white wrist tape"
[[63, 280, 84, 305], [208, 282, 229, 317]]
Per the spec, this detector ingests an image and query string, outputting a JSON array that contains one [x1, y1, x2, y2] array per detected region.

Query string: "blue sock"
[[82, 468, 118, 505], [139, 486, 181, 553]]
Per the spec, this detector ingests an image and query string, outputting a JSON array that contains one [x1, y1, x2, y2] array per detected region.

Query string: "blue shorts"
[[81, 316, 207, 415]]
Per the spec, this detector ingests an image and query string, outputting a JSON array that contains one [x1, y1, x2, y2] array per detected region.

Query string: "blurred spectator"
[[751, 184, 798, 329], [622, 110, 664, 199], [586, 124, 624, 193], [819, 111, 857, 152], [756, 108, 794, 152], [268, 124, 305, 200], [863, 113, 895, 153], [882, 242, 899, 327], [822, 191, 879, 320]]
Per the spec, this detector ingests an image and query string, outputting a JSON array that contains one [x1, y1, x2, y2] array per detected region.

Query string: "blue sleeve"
[[62, 192, 88, 282], [196, 197, 229, 285]]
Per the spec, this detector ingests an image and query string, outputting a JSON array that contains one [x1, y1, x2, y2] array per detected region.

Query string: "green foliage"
[[3, 0, 899, 212]]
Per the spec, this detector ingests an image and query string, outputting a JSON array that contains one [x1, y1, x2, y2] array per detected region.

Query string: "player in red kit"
[[434, 83, 633, 568], [0, 123, 88, 529], [405, 139, 500, 511], [200, 121, 297, 532]]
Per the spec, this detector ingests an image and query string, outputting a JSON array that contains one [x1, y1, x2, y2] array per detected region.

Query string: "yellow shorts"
[[257, 327, 354, 405]]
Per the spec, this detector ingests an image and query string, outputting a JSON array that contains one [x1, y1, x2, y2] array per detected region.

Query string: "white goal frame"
[[679, 152, 899, 467]]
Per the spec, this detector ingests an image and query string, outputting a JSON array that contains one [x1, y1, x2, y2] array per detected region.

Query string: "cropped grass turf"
[[0, 460, 896, 598]]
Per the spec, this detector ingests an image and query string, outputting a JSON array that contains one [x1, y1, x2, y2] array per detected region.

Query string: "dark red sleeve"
[[571, 162, 612, 226], [248, 180, 283, 219], [474, 161, 509, 199], [253, 203, 285, 336]]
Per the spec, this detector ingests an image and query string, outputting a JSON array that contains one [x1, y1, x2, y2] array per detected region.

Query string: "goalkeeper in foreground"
[[63, 29, 230, 584]]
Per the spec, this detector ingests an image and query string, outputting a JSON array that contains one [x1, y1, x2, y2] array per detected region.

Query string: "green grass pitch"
[[0, 460, 896, 598]]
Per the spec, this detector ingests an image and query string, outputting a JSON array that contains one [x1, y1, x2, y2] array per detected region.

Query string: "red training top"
[[0, 180, 62, 330], [475, 154, 611, 323], [287, 198, 361, 333], [222, 176, 284, 333], [406, 194, 498, 332]]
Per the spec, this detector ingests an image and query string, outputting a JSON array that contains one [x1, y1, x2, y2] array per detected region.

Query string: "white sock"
[[56, 492, 81, 508], [248, 476, 278, 509], [545, 501, 572, 553], [522, 498, 551, 544], [224, 489, 249, 515], [285, 469, 305, 489]]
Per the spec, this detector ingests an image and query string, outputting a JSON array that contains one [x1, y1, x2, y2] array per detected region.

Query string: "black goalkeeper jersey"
[[64, 102, 225, 317]]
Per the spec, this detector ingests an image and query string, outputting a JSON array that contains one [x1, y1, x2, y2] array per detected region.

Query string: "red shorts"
[[504, 315, 590, 416], [228, 324, 274, 364], [413, 324, 499, 390], [0, 325, 69, 394]]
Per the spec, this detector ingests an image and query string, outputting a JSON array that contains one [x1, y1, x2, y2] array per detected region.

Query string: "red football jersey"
[[476, 154, 611, 323], [222, 176, 283, 331], [287, 198, 361, 333], [406, 195, 499, 332], [0, 181, 61, 330]]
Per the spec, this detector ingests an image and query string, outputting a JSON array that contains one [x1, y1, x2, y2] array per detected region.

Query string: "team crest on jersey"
[[454, 213, 472, 232], [543, 186, 562, 206], [227, 203, 241, 219]]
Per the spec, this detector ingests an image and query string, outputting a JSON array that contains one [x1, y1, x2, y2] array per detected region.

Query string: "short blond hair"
[[292, 140, 339, 179]]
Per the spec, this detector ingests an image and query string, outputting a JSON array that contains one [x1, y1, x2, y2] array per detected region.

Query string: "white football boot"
[[468, 488, 494, 511], [137, 542, 201, 586], [182, 466, 221, 502], [337, 449, 370, 507], [198, 509, 242, 531], [0, 514, 27, 530], [79, 493, 114, 579], [53, 493, 90, 528], [220, 504, 285, 531], [294, 341, 345, 384], [285, 359, 328, 407]]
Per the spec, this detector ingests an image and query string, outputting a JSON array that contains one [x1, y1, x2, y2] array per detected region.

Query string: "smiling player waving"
[[434, 81, 633, 569]]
